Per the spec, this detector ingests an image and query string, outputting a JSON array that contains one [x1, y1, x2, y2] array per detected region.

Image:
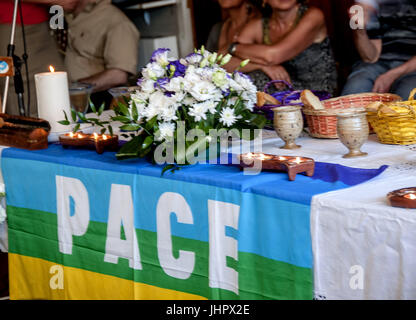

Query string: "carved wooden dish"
[[238, 153, 315, 181], [59, 132, 119, 154]]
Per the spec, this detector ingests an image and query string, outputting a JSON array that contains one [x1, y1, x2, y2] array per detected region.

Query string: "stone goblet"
[[337, 111, 369, 158], [272, 106, 304, 149]]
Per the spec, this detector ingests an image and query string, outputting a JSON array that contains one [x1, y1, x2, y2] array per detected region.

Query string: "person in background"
[[65, 0, 140, 108], [0, 0, 75, 117], [227, 0, 337, 95], [341, 0, 416, 99], [206, 0, 292, 90]]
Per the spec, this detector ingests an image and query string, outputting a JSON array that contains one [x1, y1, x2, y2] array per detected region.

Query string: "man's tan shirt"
[[65, 0, 140, 82]]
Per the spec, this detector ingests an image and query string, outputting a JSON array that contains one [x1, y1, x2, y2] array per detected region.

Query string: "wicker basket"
[[367, 90, 416, 145], [303, 93, 402, 138]]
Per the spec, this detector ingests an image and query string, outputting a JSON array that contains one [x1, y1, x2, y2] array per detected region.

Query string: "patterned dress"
[[247, 4, 338, 96]]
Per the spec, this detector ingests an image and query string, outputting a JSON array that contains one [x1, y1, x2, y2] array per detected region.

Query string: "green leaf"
[[117, 102, 130, 117], [89, 100, 97, 113], [98, 102, 105, 116], [141, 135, 153, 150], [77, 112, 87, 122], [100, 128, 106, 134], [108, 125, 113, 136], [131, 101, 138, 121], [116, 135, 143, 159], [120, 124, 142, 131], [71, 108, 77, 122], [58, 120, 70, 125], [111, 116, 131, 123], [72, 123, 80, 133], [63, 110, 69, 122]]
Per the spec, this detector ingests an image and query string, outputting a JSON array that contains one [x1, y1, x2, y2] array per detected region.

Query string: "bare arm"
[[233, 7, 326, 65], [78, 68, 129, 93], [373, 56, 416, 93], [351, 3, 382, 63]]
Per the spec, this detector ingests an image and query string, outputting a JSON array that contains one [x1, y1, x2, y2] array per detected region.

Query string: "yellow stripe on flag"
[[9, 253, 206, 300]]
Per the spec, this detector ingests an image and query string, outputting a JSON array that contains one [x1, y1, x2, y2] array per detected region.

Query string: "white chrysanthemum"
[[189, 102, 209, 121], [157, 122, 176, 141], [198, 99, 218, 114], [228, 78, 244, 92], [233, 72, 257, 92], [189, 81, 221, 102], [161, 105, 179, 122], [142, 62, 166, 80], [219, 107, 241, 127]]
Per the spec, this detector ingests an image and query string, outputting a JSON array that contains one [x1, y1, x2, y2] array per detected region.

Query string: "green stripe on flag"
[[7, 205, 312, 300]]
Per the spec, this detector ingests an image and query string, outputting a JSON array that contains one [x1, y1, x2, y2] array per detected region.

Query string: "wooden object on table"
[[256, 91, 280, 107], [0, 113, 50, 150], [387, 187, 416, 209], [238, 153, 315, 181], [59, 132, 119, 154]]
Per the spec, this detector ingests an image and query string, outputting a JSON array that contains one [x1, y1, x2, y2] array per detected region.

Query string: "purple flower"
[[154, 77, 169, 89], [136, 78, 144, 86], [167, 60, 186, 77]]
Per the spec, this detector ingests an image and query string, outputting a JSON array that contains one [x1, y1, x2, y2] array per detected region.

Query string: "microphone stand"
[[1, 0, 26, 116]]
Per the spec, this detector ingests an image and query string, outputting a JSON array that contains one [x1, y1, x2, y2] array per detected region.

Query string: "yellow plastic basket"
[[367, 89, 416, 145]]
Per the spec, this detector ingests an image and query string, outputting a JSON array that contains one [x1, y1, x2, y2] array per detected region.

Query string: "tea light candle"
[[387, 188, 416, 209], [35, 66, 71, 133], [404, 193, 416, 200]]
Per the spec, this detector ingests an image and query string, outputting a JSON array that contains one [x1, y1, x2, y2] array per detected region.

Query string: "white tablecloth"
[[237, 130, 416, 300]]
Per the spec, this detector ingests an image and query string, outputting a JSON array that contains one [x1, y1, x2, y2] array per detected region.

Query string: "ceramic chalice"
[[337, 111, 369, 158], [272, 106, 304, 149]]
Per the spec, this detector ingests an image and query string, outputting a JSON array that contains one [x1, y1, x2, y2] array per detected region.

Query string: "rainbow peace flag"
[[2, 144, 386, 300]]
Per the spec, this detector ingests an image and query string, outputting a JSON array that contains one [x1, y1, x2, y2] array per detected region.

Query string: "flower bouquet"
[[66, 47, 267, 172]]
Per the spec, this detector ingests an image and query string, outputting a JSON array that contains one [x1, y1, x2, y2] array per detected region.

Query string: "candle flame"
[[49, 65, 55, 73], [405, 193, 416, 200], [102, 135, 108, 140], [78, 133, 83, 138], [93, 132, 98, 140], [279, 156, 286, 161], [245, 153, 253, 159], [69, 132, 74, 138]]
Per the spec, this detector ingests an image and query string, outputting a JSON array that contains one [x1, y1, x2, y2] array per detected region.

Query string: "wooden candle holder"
[[238, 153, 315, 181], [59, 132, 119, 154], [0, 113, 50, 150], [387, 187, 416, 209]]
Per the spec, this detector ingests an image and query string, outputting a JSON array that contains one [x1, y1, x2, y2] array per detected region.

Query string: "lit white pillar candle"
[[35, 66, 71, 134]]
